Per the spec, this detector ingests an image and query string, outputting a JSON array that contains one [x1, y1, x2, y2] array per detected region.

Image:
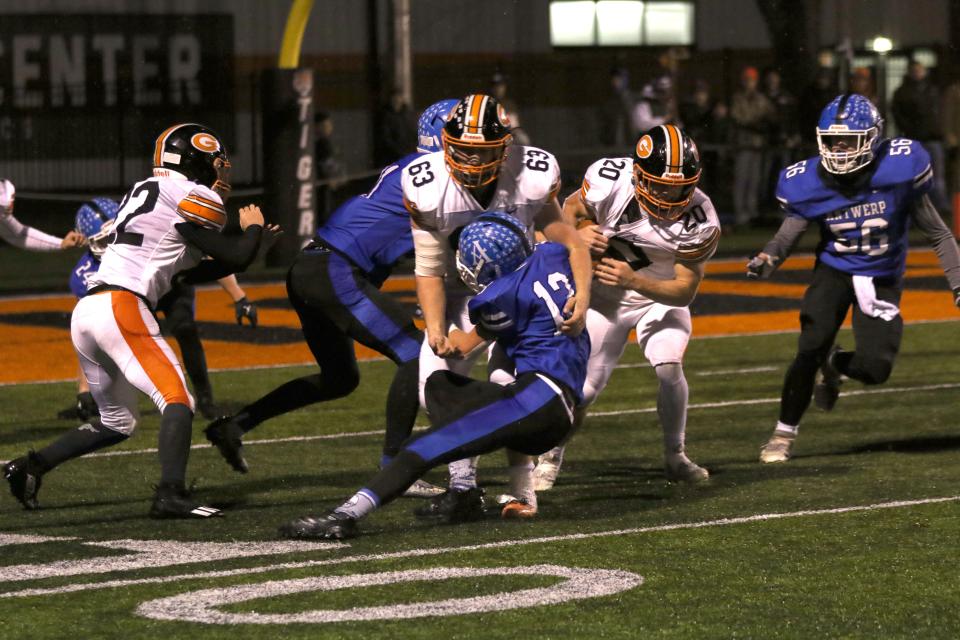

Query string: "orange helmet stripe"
[[466, 94, 486, 135], [664, 124, 681, 171], [153, 124, 183, 167]]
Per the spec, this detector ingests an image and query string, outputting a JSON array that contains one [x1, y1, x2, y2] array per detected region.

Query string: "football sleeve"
[[909, 143, 934, 197], [176, 186, 227, 231], [0, 213, 64, 251], [468, 297, 514, 339]]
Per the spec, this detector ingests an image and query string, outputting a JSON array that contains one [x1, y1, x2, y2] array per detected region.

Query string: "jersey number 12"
[[533, 272, 574, 333]]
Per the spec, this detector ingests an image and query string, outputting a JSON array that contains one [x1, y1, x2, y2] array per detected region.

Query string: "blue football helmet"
[[816, 93, 884, 174], [75, 197, 119, 257], [417, 98, 459, 154], [456, 212, 532, 293]]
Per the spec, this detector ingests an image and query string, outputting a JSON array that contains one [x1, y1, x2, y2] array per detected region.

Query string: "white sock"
[[334, 488, 379, 520], [656, 363, 689, 454], [448, 456, 478, 491], [775, 421, 798, 436], [508, 461, 537, 508]]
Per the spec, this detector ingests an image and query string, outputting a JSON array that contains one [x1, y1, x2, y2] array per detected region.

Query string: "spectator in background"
[[761, 68, 800, 212], [892, 60, 950, 213], [633, 74, 677, 133], [680, 80, 731, 213], [599, 66, 635, 147], [376, 90, 418, 166], [490, 72, 530, 145], [315, 111, 346, 221], [798, 67, 837, 151], [849, 66, 878, 106], [731, 66, 774, 228], [942, 79, 960, 198]]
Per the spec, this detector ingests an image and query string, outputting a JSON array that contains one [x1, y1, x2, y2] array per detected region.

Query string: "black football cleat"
[[413, 488, 486, 524], [814, 344, 843, 412], [3, 452, 44, 510], [149, 482, 222, 519], [278, 511, 358, 540], [204, 416, 249, 473]]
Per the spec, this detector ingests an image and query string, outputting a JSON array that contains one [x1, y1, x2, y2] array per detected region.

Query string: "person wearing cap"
[[731, 66, 775, 228]]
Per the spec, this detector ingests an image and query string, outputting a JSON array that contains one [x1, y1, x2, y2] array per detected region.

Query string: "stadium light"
[[869, 36, 893, 54]]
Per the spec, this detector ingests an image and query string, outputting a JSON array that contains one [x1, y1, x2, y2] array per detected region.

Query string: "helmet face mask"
[[442, 94, 513, 189], [816, 94, 883, 175], [455, 212, 531, 292], [632, 125, 701, 222], [74, 197, 120, 257]]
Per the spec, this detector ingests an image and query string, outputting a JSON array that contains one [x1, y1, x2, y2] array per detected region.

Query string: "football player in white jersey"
[[0, 178, 84, 250], [3, 123, 276, 518], [402, 94, 592, 519], [534, 124, 720, 490]]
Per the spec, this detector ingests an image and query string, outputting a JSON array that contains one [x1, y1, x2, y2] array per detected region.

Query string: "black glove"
[[235, 297, 258, 328], [954, 287, 960, 309], [746, 253, 780, 280]]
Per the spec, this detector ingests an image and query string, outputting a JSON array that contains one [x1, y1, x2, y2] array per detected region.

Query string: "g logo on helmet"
[[191, 133, 220, 153], [636, 135, 653, 159]]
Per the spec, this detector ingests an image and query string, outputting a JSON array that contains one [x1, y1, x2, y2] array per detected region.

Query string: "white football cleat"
[[760, 430, 796, 464], [533, 448, 564, 491], [664, 451, 709, 483], [402, 478, 446, 498]]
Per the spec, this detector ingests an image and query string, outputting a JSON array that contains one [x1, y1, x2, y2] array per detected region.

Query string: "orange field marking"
[[0, 250, 956, 385]]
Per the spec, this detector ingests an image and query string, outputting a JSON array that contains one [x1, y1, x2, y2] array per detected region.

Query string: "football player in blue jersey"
[[279, 212, 590, 540], [59, 198, 259, 422], [204, 100, 459, 497], [747, 94, 960, 463]]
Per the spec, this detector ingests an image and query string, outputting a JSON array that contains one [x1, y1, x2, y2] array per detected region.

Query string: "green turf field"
[[2, 321, 959, 639]]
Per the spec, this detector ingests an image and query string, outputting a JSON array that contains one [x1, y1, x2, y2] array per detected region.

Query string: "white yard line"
[[3, 494, 957, 600], [3, 381, 956, 465]]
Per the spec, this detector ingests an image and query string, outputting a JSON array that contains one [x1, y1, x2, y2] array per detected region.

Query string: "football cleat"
[[760, 430, 796, 464], [402, 478, 446, 498], [149, 483, 222, 519], [204, 416, 248, 473], [665, 451, 710, 483], [278, 511, 358, 540], [533, 448, 564, 491], [814, 345, 843, 411], [413, 488, 486, 524], [499, 496, 537, 520], [3, 452, 44, 510]]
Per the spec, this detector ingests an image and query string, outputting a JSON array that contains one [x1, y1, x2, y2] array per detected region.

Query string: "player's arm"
[[910, 193, 960, 306], [0, 178, 82, 251], [537, 196, 592, 336], [562, 189, 607, 256], [175, 205, 272, 284], [446, 328, 487, 359], [218, 274, 258, 327], [746, 215, 809, 279], [411, 215, 458, 357], [596, 254, 707, 307]]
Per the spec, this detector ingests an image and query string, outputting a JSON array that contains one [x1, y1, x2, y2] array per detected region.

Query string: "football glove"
[[746, 252, 780, 280], [953, 287, 960, 309], [235, 297, 258, 327]]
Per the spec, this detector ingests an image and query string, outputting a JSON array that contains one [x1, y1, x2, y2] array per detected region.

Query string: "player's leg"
[[418, 294, 487, 495], [637, 305, 706, 482], [4, 296, 134, 510], [103, 291, 218, 518], [279, 371, 573, 539], [158, 285, 216, 419], [834, 278, 903, 385], [761, 264, 853, 462], [534, 304, 631, 490]]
